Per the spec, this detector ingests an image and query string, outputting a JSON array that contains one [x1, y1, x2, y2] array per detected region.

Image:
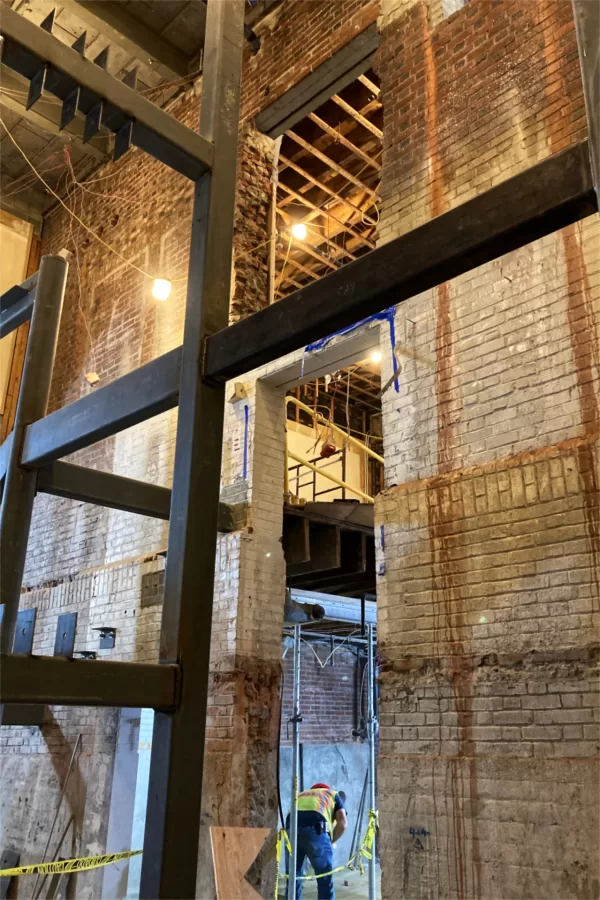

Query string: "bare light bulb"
[[370, 350, 383, 364], [291, 223, 307, 240], [152, 278, 172, 301]]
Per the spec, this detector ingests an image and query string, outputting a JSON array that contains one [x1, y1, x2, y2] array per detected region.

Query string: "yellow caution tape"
[[274, 809, 378, 898], [0, 849, 142, 878]]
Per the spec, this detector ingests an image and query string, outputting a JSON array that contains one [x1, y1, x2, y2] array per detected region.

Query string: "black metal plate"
[[60, 86, 80, 130], [26, 64, 47, 110], [114, 120, 133, 162], [84, 101, 103, 143], [54, 612, 77, 658], [0, 849, 20, 900], [13, 608, 36, 654]]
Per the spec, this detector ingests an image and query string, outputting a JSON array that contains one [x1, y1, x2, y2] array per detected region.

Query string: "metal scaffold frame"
[[0, 1, 598, 897]]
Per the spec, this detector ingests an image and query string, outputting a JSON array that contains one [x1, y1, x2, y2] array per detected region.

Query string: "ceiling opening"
[[274, 68, 382, 301]]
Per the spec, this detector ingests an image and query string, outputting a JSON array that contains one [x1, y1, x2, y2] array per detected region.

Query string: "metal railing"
[[285, 395, 383, 504]]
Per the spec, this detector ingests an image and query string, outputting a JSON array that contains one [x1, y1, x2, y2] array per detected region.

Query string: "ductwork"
[[284, 589, 325, 625]]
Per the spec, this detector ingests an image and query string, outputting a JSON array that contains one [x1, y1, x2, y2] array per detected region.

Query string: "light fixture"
[[370, 350, 383, 364], [152, 277, 172, 301], [291, 222, 307, 240]]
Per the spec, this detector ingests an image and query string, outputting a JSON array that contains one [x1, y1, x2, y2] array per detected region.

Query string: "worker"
[[285, 782, 348, 900]]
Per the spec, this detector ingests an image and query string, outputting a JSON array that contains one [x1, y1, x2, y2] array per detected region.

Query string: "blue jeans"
[[285, 826, 335, 900]]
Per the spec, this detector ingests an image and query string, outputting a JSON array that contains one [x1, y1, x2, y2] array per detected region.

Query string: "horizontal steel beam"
[[204, 140, 597, 381], [0, 6, 213, 179], [38, 460, 171, 517], [0, 653, 179, 708], [37, 460, 236, 531], [0, 291, 33, 338], [21, 346, 182, 468], [1, 271, 38, 311]]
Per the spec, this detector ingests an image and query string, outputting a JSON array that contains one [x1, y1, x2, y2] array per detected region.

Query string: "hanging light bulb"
[[291, 222, 307, 240], [370, 349, 383, 364], [152, 278, 172, 301]]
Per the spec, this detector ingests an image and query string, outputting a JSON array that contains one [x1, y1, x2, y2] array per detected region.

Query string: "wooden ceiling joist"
[[279, 154, 378, 227], [286, 129, 379, 199], [308, 112, 381, 172], [278, 207, 357, 262], [277, 182, 376, 251], [331, 94, 383, 139], [358, 73, 380, 96]]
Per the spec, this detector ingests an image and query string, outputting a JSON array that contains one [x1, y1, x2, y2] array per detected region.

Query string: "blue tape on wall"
[[305, 306, 400, 392]]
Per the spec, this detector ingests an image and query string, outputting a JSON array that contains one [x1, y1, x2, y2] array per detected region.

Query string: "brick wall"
[[2, 5, 386, 893], [375, 1, 599, 897], [280, 643, 365, 745]]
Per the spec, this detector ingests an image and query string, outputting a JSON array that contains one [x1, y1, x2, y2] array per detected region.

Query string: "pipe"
[[287, 449, 374, 504], [286, 395, 384, 464], [367, 624, 377, 900], [288, 624, 301, 900], [284, 589, 325, 625]]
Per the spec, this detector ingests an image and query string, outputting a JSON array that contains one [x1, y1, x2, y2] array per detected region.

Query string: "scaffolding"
[[0, 0, 598, 896]]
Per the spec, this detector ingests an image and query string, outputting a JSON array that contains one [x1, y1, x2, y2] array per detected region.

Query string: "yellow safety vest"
[[297, 788, 338, 835]]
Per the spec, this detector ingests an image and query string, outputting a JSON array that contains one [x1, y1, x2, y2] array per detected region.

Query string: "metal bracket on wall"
[[93, 626, 116, 650], [54, 612, 77, 658], [1, 608, 46, 726]]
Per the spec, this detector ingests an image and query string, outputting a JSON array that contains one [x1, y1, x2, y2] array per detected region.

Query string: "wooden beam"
[[280, 154, 377, 226], [308, 111, 381, 171], [276, 251, 321, 281], [286, 129, 379, 198], [277, 181, 375, 250], [63, 0, 193, 81], [278, 207, 356, 261], [358, 73, 380, 96], [278, 97, 381, 180], [331, 94, 382, 139]]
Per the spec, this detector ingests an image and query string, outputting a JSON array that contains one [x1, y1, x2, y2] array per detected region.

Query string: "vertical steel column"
[[139, 1, 244, 897], [0, 255, 68, 653], [289, 623, 302, 900], [367, 624, 377, 900], [573, 0, 600, 198]]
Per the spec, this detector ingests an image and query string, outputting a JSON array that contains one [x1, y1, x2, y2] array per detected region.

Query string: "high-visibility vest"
[[297, 788, 338, 835]]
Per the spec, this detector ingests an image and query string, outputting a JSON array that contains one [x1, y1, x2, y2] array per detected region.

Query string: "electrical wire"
[[300, 630, 359, 668], [0, 115, 158, 281]]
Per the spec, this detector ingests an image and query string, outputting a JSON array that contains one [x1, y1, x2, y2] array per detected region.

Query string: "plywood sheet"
[[210, 827, 271, 900]]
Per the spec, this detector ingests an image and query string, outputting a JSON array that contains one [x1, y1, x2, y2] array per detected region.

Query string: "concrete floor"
[[278, 863, 382, 899]]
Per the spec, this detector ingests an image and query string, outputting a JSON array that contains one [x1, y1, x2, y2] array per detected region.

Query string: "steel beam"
[[21, 345, 182, 468], [0, 432, 13, 483], [204, 139, 597, 382], [0, 6, 213, 179], [0, 65, 109, 161], [573, 0, 600, 198], [0, 290, 34, 338], [63, 0, 192, 81], [0, 654, 178, 709], [0, 255, 68, 654], [140, 2, 244, 897], [36, 460, 236, 532]]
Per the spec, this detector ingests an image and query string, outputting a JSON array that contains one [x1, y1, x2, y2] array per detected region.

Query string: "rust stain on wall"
[[541, 6, 600, 607]]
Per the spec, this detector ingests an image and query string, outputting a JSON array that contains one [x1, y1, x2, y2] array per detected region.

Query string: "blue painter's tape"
[[243, 404, 249, 480], [305, 306, 400, 392]]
